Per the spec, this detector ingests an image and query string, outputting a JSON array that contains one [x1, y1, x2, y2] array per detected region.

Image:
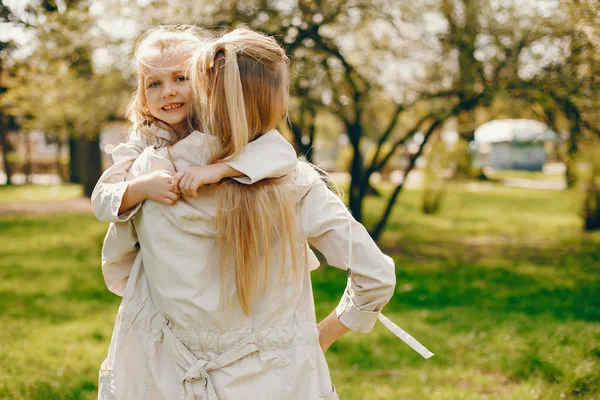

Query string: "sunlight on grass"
[[486, 170, 566, 182], [0, 182, 599, 399], [0, 184, 82, 204]]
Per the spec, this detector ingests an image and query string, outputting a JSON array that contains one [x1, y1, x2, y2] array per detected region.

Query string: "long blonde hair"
[[127, 25, 206, 144], [190, 28, 297, 315]]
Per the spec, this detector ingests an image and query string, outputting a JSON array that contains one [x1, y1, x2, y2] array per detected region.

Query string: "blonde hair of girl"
[[190, 27, 298, 315], [127, 25, 205, 145]]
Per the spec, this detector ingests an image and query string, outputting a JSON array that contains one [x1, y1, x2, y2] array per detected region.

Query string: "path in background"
[[0, 198, 92, 215], [502, 177, 566, 190], [0, 172, 62, 185]]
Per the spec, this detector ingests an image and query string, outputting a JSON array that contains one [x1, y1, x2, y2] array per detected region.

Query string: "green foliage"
[[0, 182, 599, 399], [336, 144, 353, 172], [336, 142, 398, 174], [3, 0, 599, 229], [1, 1, 131, 139]]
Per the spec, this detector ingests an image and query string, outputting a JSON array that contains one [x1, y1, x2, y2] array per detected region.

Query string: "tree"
[[125, 0, 598, 238], [6, 0, 596, 234], [0, 1, 24, 185], [2, 0, 130, 195]]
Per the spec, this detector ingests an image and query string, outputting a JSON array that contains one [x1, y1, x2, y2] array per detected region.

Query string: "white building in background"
[[473, 119, 560, 171]]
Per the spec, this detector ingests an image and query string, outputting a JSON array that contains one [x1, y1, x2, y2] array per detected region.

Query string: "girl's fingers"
[[178, 175, 190, 195], [166, 191, 178, 201], [185, 179, 195, 197], [184, 178, 195, 197], [181, 176, 191, 196], [191, 179, 200, 198], [172, 172, 184, 190]]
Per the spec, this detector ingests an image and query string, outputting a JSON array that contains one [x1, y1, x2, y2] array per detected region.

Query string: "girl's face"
[[143, 55, 192, 135]]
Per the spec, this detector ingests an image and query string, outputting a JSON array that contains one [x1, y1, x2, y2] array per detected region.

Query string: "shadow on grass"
[[313, 237, 600, 324]]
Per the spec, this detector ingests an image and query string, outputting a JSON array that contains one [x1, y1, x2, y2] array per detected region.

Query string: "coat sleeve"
[[101, 221, 139, 296], [224, 129, 297, 184], [91, 130, 150, 222], [299, 174, 396, 333]]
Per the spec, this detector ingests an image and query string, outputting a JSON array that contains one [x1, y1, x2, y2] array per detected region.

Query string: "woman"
[[98, 27, 430, 400]]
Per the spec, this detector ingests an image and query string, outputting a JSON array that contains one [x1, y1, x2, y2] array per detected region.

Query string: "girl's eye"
[[175, 75, 187, 82], [148, 81, 160, 88]]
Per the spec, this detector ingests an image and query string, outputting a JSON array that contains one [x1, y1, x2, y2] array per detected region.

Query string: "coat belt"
[[161, 320, 259, 400]]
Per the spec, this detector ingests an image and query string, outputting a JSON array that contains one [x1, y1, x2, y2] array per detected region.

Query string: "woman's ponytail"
[[191, 28, 297, 315]]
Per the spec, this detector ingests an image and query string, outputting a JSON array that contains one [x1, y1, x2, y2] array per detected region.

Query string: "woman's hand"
[[317, 310, 350, 354]]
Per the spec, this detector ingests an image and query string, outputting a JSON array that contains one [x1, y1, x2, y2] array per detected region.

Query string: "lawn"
[[485, 169, 566, 182], [0, 182, 598, 399], [0, 184, 82, 204]]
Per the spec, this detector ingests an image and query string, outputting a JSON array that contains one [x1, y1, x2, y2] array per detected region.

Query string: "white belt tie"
[[161, 321, 259, 400]]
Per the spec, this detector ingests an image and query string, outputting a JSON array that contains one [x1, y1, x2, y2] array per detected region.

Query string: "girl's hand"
[[135, 170, 180, 205], [172, 164, 241, 198]]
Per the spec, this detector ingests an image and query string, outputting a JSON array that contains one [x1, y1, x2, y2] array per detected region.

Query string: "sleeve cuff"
[[222, 158, 277, 185], [222, 130, 296, 185], [227, 171, 253, 185], [113, 181, 142, 222], [335, 290, 380, 333]]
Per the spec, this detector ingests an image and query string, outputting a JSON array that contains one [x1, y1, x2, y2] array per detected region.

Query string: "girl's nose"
[[161, 85, 176, 98]]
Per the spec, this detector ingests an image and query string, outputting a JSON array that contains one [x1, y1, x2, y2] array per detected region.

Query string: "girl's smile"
[[143, 55, 192, 135], [162, 102, 184, 112]]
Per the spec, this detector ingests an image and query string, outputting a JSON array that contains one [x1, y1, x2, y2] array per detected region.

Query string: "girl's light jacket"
[[93, 130, 397, 400]]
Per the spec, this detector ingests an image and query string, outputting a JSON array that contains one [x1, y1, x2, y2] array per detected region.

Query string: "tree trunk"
[[55, 138, 65, 183], [584, 165, 600, 231], [78, 134, 102, 198], [565, 159, 577, 188], [371, 119, 444, 240], [68, 137, 81, 184], [24, 132, 32, 183], [288, 108, 315, 162], [0, 132, 12, 185], [347, 123, 365, 222], [584, 187, 600, 231]]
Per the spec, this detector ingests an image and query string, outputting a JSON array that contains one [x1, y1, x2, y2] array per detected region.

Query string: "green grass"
[[486, 169, 565, 182], [0, 184, 82, 204], [0, 182, 599, 399]]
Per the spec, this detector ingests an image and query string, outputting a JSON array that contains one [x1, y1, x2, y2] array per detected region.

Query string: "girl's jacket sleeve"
[[91, 129, 297, 222], [299, 172, 397, 333], [91, 129, 149, 222], [224, 129, 297, 184]]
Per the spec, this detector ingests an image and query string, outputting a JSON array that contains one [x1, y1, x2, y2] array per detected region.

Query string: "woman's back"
[[131, 132, 321, 334], [99, 27, 398, 400], [124, 135, 348, 399]]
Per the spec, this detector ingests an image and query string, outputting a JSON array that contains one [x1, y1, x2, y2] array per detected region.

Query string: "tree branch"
[[370, 117, 444, 240], [370, 112, 436, 175]]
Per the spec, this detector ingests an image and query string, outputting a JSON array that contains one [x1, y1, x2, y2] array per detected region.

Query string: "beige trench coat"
[[93, 129, 399, 400]]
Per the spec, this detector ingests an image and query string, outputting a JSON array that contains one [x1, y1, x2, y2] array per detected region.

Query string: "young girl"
[[92, 26, 297, 294], [98, 27, 431, 400]]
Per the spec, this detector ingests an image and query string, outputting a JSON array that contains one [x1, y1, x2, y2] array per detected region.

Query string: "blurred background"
[[0, 0, 599, 399]]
